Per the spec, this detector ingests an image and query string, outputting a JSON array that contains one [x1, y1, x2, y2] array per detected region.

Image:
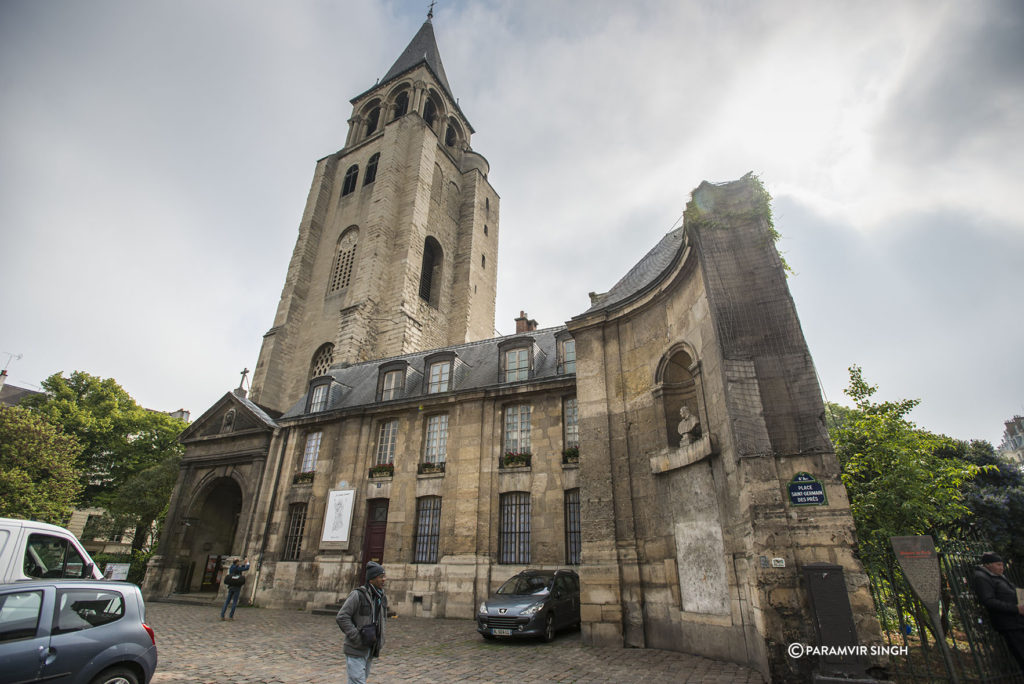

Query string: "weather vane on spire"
[[428, 0, 436, 20]]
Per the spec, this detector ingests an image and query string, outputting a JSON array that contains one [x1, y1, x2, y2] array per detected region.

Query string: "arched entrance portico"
[[182, 477, 243, 592]]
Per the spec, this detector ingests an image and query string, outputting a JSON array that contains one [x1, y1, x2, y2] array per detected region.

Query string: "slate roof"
[[580, 226, 686, 316], [381, 20, 453, 99], [280, 326, 574, 421]]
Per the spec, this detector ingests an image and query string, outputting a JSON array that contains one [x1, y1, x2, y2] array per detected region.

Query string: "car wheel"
[[542, 613, 556, 642], [89, 666, 139, 684]]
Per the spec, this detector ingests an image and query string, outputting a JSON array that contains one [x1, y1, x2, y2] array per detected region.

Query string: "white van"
[[0, 518, 103, 582]]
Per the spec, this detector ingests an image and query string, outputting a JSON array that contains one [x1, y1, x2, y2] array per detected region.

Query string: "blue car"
[[477, 569, 580, 642], [0, 579, 157, 684]]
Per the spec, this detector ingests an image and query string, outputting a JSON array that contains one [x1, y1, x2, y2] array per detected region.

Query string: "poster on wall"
[[322, 489, 355, 542]]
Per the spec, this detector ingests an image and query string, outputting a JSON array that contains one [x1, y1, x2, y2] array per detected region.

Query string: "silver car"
[[0, 579, 157, 684], [477, 569, 580, 642]]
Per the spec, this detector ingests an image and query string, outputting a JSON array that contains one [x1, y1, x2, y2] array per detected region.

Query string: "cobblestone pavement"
[[147, 602, 764, 683]]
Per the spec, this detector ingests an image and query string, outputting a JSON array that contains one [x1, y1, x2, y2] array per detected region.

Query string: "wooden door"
[[360, 499, 388, 583]]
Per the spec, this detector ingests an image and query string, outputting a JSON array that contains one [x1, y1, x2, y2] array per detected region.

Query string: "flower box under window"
[[369, 463, 394, 479], [500, 451, 532, 469], [562, 447, 579, 465], [418, 462, 446, 475], [292, 471, 315, 485]]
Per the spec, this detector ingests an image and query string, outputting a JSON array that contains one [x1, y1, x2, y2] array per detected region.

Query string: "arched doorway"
[[182, 477, 243, 593]]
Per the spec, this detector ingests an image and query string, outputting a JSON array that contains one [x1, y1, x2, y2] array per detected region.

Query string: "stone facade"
[[147, 19, 879, 683]]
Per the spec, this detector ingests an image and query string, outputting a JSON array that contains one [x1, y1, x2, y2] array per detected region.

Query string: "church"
[[144, 16, 878, 681]]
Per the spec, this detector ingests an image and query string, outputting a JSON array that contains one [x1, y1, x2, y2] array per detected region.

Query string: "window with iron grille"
[[564, 488, 581, 565], [300, 432, 321, 473], [423, 414, 448, 464], [329, 229, 358, 294], [427, 361, 450, 393], [499, 492, 530, 564], [380, 369, 403, 401], [283, 503, 307, 561], [559, 338, 576, 374], [563, 397, 579, 450], [376, 419, 398, 465], [310, 384, 328, 412], [413, 496, 441, 563], [309, 343, 334, 382], [504, 348, 529, 382], [503, 404, 531, 454], [341, 164, 359, 196]]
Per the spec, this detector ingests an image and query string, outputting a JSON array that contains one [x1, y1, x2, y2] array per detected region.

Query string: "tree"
[[938, 439, 1024, 566], [0, 405, 82, 524], [827, 366, 983, 567], [23, 371, 186, 506], [22, 371, 187, 551]]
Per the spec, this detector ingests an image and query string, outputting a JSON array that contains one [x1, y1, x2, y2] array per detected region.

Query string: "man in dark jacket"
[[220, 557, 249, 621], [336, 561, 388, 684], [973, 552, 1024, 672]]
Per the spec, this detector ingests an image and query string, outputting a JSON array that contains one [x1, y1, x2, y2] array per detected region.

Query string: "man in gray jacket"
[[336, 561, 388, 684]]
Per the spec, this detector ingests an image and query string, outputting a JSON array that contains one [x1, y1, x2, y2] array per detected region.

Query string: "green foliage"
[[937, 439, 1024, 566], [23, 371, 187, 506], [828, 366, 982, 568], [0, 405, 83, 524], [100, 451, 182, 552]]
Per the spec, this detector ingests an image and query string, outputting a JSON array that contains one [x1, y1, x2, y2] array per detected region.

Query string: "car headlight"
[[520, 602, 544, 616], [478, 602, 487, 614]]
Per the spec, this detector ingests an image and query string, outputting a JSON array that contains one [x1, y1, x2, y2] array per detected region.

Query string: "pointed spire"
[[381, 19, 453, 98]]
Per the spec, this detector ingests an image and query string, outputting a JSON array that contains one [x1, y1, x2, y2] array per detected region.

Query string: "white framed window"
[[423, 414, 448, 464], [375, 419, 398, 465], [310, 384, 328, 412], [381, 370, 403, 401], [503, 404, 532, 454], [504, 348, 529, 382], [428, 361, 451, 394], [301, 432, 321, 473], [560, 338, 576, 374], [563, 397, 579, 450]]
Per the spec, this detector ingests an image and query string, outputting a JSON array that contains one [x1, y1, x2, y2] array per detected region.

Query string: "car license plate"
[[492, 628, 512, 636]]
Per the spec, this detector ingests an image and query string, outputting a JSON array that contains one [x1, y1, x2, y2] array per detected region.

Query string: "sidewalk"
[[147, 602, 764, 683]]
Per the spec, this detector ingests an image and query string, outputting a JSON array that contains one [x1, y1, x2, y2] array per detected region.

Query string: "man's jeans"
[[221, 586, 241, 618], [346, 653, 374, 684]]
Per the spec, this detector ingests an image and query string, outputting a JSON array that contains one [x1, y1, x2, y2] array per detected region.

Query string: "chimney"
[[514, 310, 538, 333]]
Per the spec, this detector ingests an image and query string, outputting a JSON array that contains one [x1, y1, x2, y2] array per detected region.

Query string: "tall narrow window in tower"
[[563, 397, 579, 451], [300, 432, 321, 472], [564, 488, 581, 565], [504, 404, 532, 454], [364, 104, 381, 137], [328, 228, 358, 295], [363, 153, 379, 186], [445, 124, 456, 147], [375, 419, 398, 465], [413, 496, 441, 563], [499, 492, 530, 564], [418, 237, 443, 304], [309, 343, 334, 382], [393, 90, 409, 119], [283, 503, 307, 561], [423, 97, 438, 127], [423, 414, 448, 464], [341, 165, 359, 196]]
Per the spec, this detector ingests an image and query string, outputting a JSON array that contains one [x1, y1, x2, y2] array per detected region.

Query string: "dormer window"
[[424, 352, 455, 394], [309, 383, 329, 412], [498, 337, 535, 383], [558, 336, 576, 374], [376, 361, 408, 402]]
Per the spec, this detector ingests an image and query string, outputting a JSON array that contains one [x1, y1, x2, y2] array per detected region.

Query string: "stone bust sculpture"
[[677, 405, 701, 445]]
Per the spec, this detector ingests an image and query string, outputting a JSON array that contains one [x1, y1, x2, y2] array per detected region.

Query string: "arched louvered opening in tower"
[[309, 343, 335, 382], [418, 236, 443, 306]]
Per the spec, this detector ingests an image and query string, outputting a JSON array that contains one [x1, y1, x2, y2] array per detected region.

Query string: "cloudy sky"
[[2, 0, 1021, 445]]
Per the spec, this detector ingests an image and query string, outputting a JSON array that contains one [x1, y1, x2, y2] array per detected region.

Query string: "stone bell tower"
[[250, 17, 500, 413]]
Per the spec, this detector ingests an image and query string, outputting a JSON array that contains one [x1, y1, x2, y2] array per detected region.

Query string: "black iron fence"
[[866, 538, 1024, 683]]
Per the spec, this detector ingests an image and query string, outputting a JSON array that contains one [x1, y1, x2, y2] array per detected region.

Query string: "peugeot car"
[[0, 579, 157, 684], [477, 569, 580, 642]]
